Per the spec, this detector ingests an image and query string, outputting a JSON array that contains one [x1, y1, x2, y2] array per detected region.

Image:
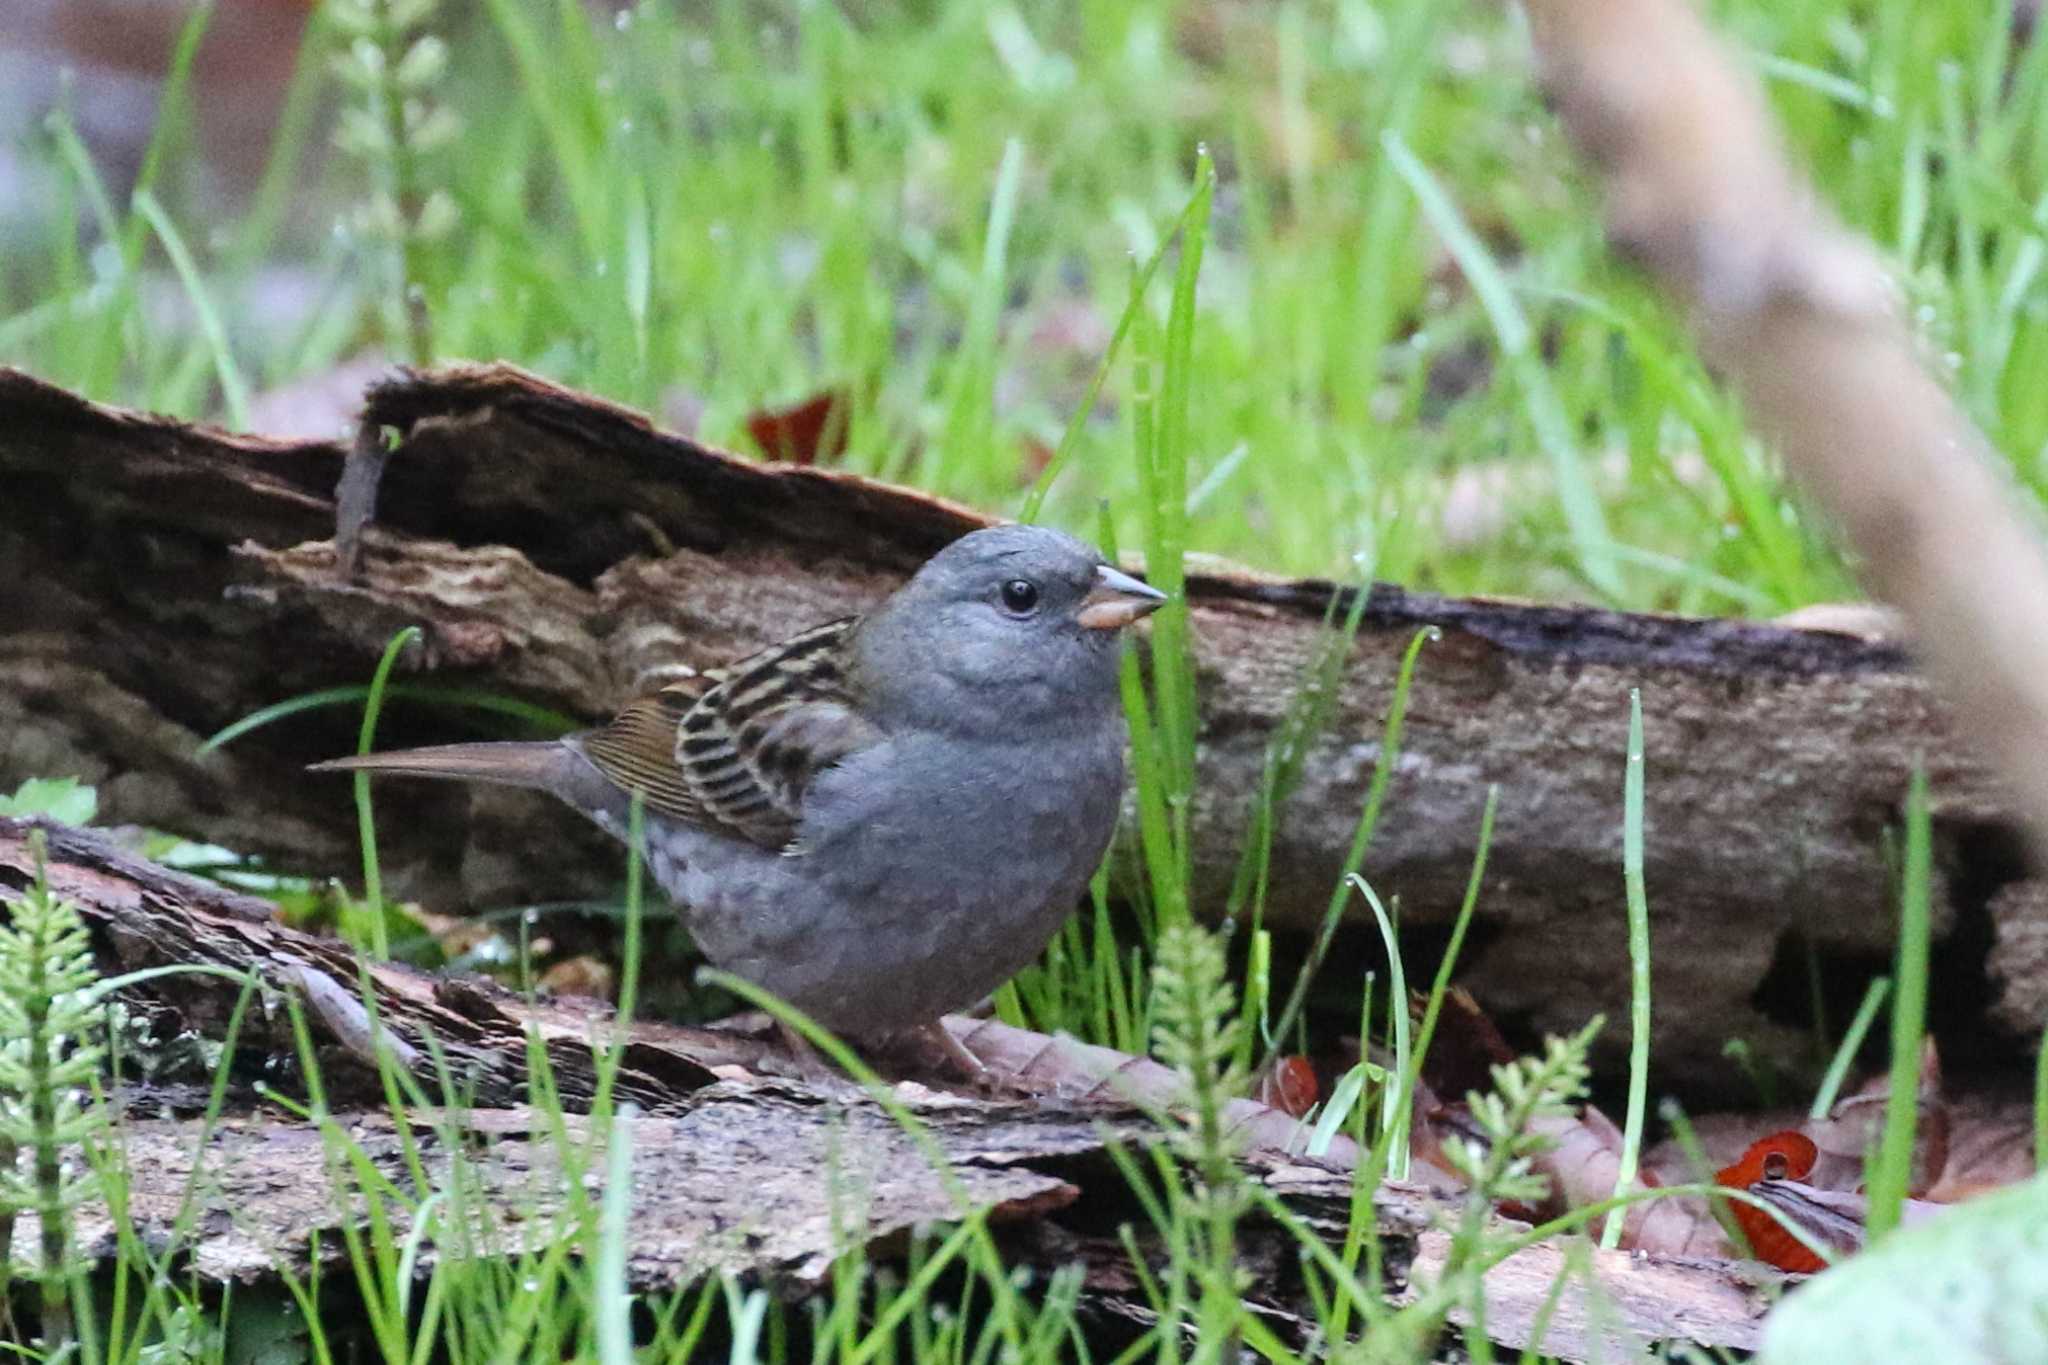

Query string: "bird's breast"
[[646, 720, 1128, 1035], [807, 724, 1123, 886]]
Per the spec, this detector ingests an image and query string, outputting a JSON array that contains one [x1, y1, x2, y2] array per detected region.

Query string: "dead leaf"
[[746, 389, 850, 466], [1415, 985, 1515, 1101], [538, 954, 616, 1002], [1254, 1054, 1318, 1118]]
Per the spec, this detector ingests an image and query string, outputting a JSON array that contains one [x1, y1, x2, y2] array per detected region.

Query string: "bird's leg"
[[898, 1020, 994, 1089], [775, 1021, 840, 1082]]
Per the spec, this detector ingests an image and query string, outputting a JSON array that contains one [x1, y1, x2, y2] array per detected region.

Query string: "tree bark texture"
[[0, 363, 2034, 1091]]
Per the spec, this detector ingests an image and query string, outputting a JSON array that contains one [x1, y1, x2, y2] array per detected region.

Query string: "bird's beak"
[[1077, 565, 1169, 630]]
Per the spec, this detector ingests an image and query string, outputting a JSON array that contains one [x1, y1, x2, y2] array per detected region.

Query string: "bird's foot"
[[774, 1021, 844, 1084], [770, 1019, 1011, 1097], [889, 1021, 1028, 1096]]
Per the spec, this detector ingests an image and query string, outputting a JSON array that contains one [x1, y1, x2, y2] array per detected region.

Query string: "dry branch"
[[1520, 0, 2048, 861], [0, 362, 2035, 1087]]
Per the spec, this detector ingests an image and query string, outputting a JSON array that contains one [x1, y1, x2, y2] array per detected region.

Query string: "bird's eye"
[[999, 578, 1041, 615]]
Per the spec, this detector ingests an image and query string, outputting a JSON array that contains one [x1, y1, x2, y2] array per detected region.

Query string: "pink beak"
[[1076, 565, 1168, 630]]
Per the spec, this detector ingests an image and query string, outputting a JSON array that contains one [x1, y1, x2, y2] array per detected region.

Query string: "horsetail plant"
[[1148, 921, 1251, 1353], [1441, 1020, 1602, 1277], [329, 0, 459, 363], [0, 831, 109, 1351]]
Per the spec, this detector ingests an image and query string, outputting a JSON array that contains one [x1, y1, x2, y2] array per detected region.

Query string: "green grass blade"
[[1383, 130, 1620, 599], [593, 1108, 636, 1365], [200, 683, 576, 753], [1600, 689, 1653, 1250], [351, 627, 422, 959], [1809, 976, 1891, 1120], [133, 190, 251, 428], [1866, 768, 1933, 1239], [1018, 180, 1212, 522], [1263, 623, 1435, 1076], [1352, 875, 1410, 1176], [2036, 1021, 2048, 1174], [1398, 784, 1499, 1171]]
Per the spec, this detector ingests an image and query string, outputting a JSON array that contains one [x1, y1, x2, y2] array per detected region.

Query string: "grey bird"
[[313, 524, 1166, 1076]]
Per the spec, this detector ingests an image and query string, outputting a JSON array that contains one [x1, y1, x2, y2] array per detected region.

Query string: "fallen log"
[[0, 816, 1775, 1359], [0, 363, 2031, 1090]]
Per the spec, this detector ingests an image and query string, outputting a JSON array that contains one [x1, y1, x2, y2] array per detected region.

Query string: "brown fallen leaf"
[[942, 1016, 1358, 1165], [1803, 1039, 1949, 1196], [538, 954, 616, 1002], [1925, 1091, 2038, 1200]]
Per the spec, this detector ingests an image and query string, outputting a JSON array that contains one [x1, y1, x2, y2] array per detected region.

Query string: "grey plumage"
[[313, 523, 1164, 1042]]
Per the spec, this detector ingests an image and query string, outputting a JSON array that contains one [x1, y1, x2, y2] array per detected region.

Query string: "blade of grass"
[[1383, 130, 1620, 599], [1396, 784, 1499, 1169], [199, 683, 577, 752], [593, 1106, 636, 1365], [86, 0, 215, 397], [2036, 1021, 2048, 1174], [1260, 623, 1436, 1074], [352, 627, 422, 960], [1018, 181, 1213, 521], [133, 190, 251, 429], [1866, 767, 1932, 1239], [589, 793, 647, 1125], [1351, 876, 1410, 1176], [1599, 690, 1653, 1249], [1660, 1097, 1750, 1252], [1809, 976, 1892, 1119], [928, 137, 1025, 492]]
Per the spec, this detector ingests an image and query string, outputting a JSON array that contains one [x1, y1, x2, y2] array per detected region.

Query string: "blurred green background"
[[4, 0, 2043, 612]]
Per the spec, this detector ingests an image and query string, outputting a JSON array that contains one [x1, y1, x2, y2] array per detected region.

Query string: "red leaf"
[[1717, 1131, 1831, 1273], [746, 389, 850, 466], [1255, 1054, 1319, 1118], [1019, 435, 1056, 482]]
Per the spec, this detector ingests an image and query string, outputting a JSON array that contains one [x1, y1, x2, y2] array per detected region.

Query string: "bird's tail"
[[309, 741, 576, 793]]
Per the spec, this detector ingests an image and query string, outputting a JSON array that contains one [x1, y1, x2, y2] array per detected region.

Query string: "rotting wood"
[[14, 1104, 1769, 1359], [0, 818, 1771, 1359], [43, 1101, 1085, 1291], [0, 817, 1362, 1167], [0, 363, 2034, 1091]]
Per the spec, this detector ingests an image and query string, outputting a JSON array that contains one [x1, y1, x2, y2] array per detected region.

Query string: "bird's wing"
[[574, 684, 707, 826], [578, 618, 880, 849]]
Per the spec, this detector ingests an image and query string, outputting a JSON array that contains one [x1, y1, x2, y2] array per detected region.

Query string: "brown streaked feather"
[[576, 617, 881, 849], [574, 687, 707, 825]]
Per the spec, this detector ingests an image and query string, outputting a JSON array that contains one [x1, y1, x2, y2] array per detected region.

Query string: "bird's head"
[[852, 523, 1167, 735]]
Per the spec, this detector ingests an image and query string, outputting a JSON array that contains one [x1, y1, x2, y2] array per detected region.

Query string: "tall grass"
[[11, 2, 2043, 608]]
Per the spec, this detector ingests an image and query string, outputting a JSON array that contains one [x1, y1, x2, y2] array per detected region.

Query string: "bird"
[[313, 523, 1167, 1079]]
